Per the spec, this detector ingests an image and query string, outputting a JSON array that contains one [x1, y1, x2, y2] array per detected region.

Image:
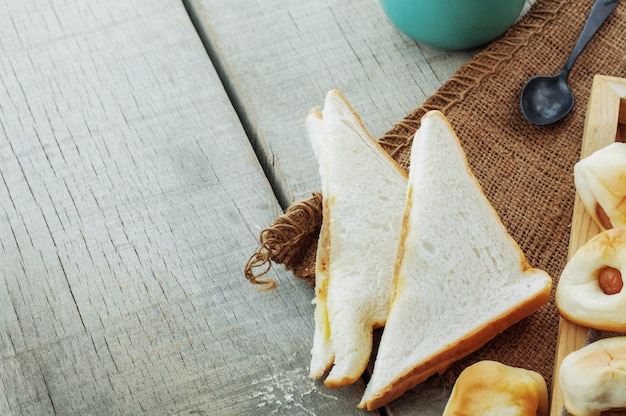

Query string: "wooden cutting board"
[[550, 75, 626, 415]]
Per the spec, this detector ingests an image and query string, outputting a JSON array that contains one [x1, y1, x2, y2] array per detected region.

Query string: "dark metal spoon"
[[520, 0, 618, 125]]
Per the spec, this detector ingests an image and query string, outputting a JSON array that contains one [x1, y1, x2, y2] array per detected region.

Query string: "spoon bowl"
[[520, 0, 618, 125], [520, 70, 574, 125]]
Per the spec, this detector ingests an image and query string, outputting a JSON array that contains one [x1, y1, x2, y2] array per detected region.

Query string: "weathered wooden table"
[[0, 0, 532, 414]]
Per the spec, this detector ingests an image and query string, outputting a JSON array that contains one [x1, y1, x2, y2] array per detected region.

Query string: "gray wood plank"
[[184, 0, 478, 208], [0, 0, 369, 414], [185, 0, 536, 209]]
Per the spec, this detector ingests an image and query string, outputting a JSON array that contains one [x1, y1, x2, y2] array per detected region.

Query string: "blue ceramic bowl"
[[379, 0, 526, 50]]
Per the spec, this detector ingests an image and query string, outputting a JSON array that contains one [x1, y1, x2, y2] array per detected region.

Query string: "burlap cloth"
[[245, 0, 626, 394]]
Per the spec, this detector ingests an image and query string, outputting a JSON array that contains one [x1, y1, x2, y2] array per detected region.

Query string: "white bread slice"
[[442, 361, 548, 416], [305, 90, 408, 387], [358, 111, 552, 410], [574, 142, 626, 230]]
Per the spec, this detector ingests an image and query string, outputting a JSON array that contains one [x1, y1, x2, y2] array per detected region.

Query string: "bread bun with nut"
[[556, 225, 626, 332]]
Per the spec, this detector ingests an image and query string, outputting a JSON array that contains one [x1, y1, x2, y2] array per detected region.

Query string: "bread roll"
[[559, 337, 626, 416], [556, 225, 626, 332], [574, 142, 626, 230], [442, 360, 548, 416]]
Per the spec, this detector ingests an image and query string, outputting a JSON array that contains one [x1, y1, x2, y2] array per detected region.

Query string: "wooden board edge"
[[549, 74, 626, 415]]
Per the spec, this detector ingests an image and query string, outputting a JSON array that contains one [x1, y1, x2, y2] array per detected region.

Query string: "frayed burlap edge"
[[244, 192, 322, 289]]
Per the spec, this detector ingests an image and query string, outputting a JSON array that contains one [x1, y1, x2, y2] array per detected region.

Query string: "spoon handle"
[[562, 0, 618, 74]]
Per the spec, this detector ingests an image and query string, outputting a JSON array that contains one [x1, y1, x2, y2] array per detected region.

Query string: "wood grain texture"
[[550, 75, 626, 415], [0, 0, 367, 414], [184, 0, 537, 208], [184, 0, 478, 208]]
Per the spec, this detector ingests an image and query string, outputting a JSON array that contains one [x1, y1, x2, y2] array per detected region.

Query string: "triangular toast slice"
[[359, 111, 552, 410], [306, 90, 407, 387]]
